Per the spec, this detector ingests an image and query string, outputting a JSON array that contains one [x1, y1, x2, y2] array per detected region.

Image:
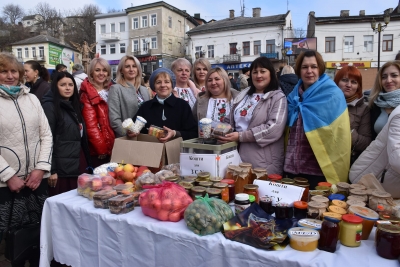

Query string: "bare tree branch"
[[2, 4, 25, 25]]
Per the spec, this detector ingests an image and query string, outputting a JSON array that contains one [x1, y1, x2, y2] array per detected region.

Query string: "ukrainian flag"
[[287, 74, 351, 184]]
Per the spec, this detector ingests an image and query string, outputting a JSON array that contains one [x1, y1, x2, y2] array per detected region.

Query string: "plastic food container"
[[348, 205, 379, 240], [288, 227, 320, 252], [77, 173, 93, 190], [113, 184, 134, 194], [339, 214, 363, 247], [297, 218, 322, 231], [108, 194, 134, 214], [148, 125, 167, 138], [93, 190, 117, 208], [89, 176, 104, 192], [211, 122, 233, 137]]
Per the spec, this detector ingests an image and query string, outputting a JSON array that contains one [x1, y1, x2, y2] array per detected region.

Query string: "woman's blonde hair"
[[368, 60, 400, 107], [88, 58, 111, 88], [116, 55, 142, 89], [280, 65, 295, 76], [0, 53, 24, 84], [204, 67, 233, 101], [192, 58, 211, 88]]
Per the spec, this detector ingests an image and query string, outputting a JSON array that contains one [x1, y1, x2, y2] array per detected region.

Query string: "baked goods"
[[148, 125, 167, 138], [211, 122, 232, 137], [108, 194, 135, 214], [93, 190, 117, 208]]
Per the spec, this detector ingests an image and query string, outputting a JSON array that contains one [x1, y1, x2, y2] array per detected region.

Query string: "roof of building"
[[187, 12, 288, 35], [22, 15, 37, 20], [94, 11, 126, 19], [12, 35, 77, 50]]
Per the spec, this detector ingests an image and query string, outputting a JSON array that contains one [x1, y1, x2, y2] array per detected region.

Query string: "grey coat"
[[192, 88, 240, 122], [108, 83, 151, 137], [226, 88, 288, 174]]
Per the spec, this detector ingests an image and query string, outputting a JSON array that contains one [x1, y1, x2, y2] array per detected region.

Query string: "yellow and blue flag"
[[287, 74, 351, 184]]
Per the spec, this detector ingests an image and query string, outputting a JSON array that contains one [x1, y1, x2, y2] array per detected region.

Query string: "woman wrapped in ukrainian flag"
[[284, 50, 351, 189]]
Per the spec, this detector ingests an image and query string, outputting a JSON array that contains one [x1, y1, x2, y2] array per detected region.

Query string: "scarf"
[[156, 93, 172, 105], [374, 89, 400, 108], [0, 84, 22, 96], [346, 94, 358, 103]]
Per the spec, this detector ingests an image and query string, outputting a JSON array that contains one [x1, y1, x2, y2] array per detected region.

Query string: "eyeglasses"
[[340, 78, 358, 85]]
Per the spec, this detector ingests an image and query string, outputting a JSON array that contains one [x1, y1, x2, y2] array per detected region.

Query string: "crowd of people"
[[0, 50, 400, 265]]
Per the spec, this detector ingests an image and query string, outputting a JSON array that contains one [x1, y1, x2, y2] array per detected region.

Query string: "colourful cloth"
[[286, 74, 351, 184]]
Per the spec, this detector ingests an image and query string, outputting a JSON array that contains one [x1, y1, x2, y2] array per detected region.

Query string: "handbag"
[[4, 193, 41, 265]]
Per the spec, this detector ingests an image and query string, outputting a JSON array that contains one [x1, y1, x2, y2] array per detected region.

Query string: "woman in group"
[[192, 67, 239, 123], [128, 68, 197, 141], [279, 65, 298, 96], [350, 61, 400, 198], [108, 55, 151, 137], [42, 72, 91, 196], [0, 53, 52, 267], [24, 60, 50, 101], [284, 51, 351, 189], [171, 58, 201, 109], [218, 57, 287, 174], [192, 58, 211, 92], [334, 66, 371, 162], [80, 58, 115, 168]]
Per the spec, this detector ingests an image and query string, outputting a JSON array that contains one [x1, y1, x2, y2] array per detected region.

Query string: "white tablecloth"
[[39, 190, 399, 267]]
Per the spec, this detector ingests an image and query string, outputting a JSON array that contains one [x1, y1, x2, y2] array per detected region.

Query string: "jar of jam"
[[198, 181, 213, 188], [253, 168, 268, 181], [225, 165, 236, 180], [294, 177, 309, 185], [234, 168, 250, 194], [376, 224, 400, 259], [311, 195, 329, 208], [259, 196, 274, 215], [206, 188, 222, 199], [239, 162, 252, 172], [307, 201, 327, 219], [234, 193, 250, 215], [268, 174, 282, 183], [293, 201, 308, 220], [369, 190, 392, 212], [281, 178, 295, 185], [318, 215, 341, 253], [209, 176, 223, 183], [164, 176, 180, 183], [309, 190, 325, 201], [178, 181, 193, 194], [318, 182, 332, 188], [190, 186, 206, 200], [339, 214, 363, 247], [197, 172, 210, 181], [349, 189, 368, 202], [243, 184, 259, 203], [221, 179, 235, 202], [336, 182, 350, 197], [315, 186, 331, 197], [275, 202, 290, 219], [297, 183, 310, 202], [213, 182, 229, 203]]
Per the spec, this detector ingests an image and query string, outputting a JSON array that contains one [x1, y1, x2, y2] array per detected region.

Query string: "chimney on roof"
[[253, 7, 261, 18], [309, 11, 315, 17], [359, 10, 365, 16], [229, 9, 234, 19], [194, 13, 200, 19], [340, 10, 349, 17]]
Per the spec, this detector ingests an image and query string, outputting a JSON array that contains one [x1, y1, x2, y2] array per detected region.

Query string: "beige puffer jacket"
[[349, 105, 400, 198], [0, 85, 53, 187]]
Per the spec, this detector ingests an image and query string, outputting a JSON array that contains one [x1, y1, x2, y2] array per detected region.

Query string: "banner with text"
[[254, 180, 305, 207]]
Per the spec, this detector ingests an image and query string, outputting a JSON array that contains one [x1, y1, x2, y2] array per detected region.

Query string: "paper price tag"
[[253, 180, 305, 207]]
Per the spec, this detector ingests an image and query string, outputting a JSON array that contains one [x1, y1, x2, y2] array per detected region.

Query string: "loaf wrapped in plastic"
[[93, 190, 117, 208], [184, 194, 234, 236], [135, 172, 157, 190], [139, 181, 193, 222]]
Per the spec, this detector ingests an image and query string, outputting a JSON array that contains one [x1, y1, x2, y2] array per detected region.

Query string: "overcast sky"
[[10, 0, 400, 29]]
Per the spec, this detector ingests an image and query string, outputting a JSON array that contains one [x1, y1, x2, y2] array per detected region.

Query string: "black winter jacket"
[[42, 90, 91, 177], [26, 78, 50, 101], [279, 74, 298, 96]]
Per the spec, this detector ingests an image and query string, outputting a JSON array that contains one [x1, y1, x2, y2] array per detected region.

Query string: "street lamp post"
[[371, 12, 390, 70], [281, 47, 289, 65]]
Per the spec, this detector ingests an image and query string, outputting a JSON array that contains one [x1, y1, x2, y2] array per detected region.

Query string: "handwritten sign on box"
[[253, 180, 305, 207]]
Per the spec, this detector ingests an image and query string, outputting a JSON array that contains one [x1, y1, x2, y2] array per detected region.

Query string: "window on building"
[[363, 35, 373, 52], [151, 37, 157, 49], [110, 44, 116, 54], [208, 45, 214, 58], [325, 37, 335, 53], [39, 46, 44, 57], [120, 22, 125, 32], [133, 18, 139, 29], [101, 45, 106, 55], [25, 48, 29, 58], [110, 23, 115, 33], [17, 48, 22, 58], [168, 17, 172, 28], [120, 43, 126, 53], [266, 39, 275, 53], [195, 46, 202, 58], [229, 43, 237, 55], [32, 47, 36, 57], [100, 24, 106, 34], [383, 34, 393, 51], [27, 21, 31, 25], [151, 14, 157, 26], [242, 42, 250, 55], [344, 36, 354, 53], [142, 39, 148, 51], [133, 40, 139, 52], [168, 39, 172, 51], [254, 40, 261, 55], [151, 62, 157, 72], [142, 15, 148, 28]]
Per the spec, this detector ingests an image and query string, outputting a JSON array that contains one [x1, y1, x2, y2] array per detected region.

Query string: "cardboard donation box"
[[180, 138, 241, 177], [111, 135, 182, 168]]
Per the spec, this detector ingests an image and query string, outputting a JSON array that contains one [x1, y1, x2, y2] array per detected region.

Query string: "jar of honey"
[[307, 201, 326, 219], [221, 179, 235, 202], [197, 172, 211, 181], [253, 168, 268, 181], [297, 183, 310, 202], [376, 224, 400, 259], [268, 174, 282, 183], [206, 188, 222, 199], [224, 165, 236, 180], [339, 214, 363, 247], [190, 186, 206, 200], [311, 195, 329, 208], [315, 186, 331, 197], [336, 182, 350, 197], [213, 182, 229, 203], [294, 177, 309, 185], [288, 227, 320, 252], [198, 181, 213, 188], [243, 184, 259, 203], [234, 168, 250, 194]]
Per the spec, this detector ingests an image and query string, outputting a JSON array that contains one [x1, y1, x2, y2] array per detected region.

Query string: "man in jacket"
[[228, 73, 239, 90], [72, 63, 88, 91], [239, 67, 250, 90]]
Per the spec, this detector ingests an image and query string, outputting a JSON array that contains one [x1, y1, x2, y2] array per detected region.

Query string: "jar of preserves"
[[190, 186, 206, 200], [379, 213, 400, 225], [315, 186, 331, 197], [206, 188, 222, 199], [239, 162, 252, 172], [369, 190, 392, 212], [318, 215, 341, 253], [221, 179, 235, 202], [209, 176, 223, 183], [182, 176, 197, 184], [213, 182, 229, 203], [243, 184, 259, 203], [268, 174, 282, 183], [197, 172, 210, 181], [259, 196, 274, 215], [349, 189, 368, 202], [376, 224, 400, 259], [311, 195, 329, 208], [234, 168, 250, 194], [198, 181, 213, 188], [281, 178, 295, 185], [349, 183, 366, 191], [164, 176, 180, 183], [336, 182, 350, 196], [293, 201, 308, 220], [235, 193, 250, 215], [178, 181, 193, 194], [288, 227, 320, 252], [318, 182, 332, 188], [253, 168, 268, 181], [307, 201, 326, 219], [348, 205, 379, 240], [294, 177, 309, 185], [309, 190, 325, 201], [339, 214, 363, 247], [275, 202, 291, 219], [347, 195, 366, 202], [297, 183, 310, 202], [346, 199, 366, 208], [225, 165, 236, 180]]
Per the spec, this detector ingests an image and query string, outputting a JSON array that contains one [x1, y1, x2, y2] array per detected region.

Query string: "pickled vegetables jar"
[[234, 168, 250, 195], [224, 165, 236, 180]]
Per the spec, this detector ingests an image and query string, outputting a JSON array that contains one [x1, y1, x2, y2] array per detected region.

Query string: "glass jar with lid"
[[209, 176, 223, 183], [221, 179, 235, 202], [339, 214, 363, 247], [190, 186, 206, 200], [318, 182, 332, 188], [182, 176, 197, 185], [275, 202, 291, 219], [243, 184, 259, 204], [206, 188, 222, 199], [197, 172, 211, 181], [253, 168, 268, 181], [268, 174, 282, 183], [164, 176, 180, 183], [346, 199, 366, 208], [349, 183, 366, 191], [376, 224, 400, 259], [178, 181, 193, 194], [336, 182, 350, 196], [315, 186, 331, 197], [293, 201, 308, 220], [294, 177, 308, 186], [281, 178, 295, 185], [234, 193, 250, 215], [259, 196, 274, 215], [318, 214, 341, 253], [225, 165, 237, 180], [369, 190, 392, 212], [234, 168, 250, 194], [213, 182, 229, 203], [349, 189, 368, 202], [198, 181, 213, 188], [297, 183, 310, 202], [311, 195, 329, 208], [307, 201, 326, 219]]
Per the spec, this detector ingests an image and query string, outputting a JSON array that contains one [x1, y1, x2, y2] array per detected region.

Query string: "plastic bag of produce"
[[161, 163, 181, 176], [154, 170, 175, 182], [139, 181, 193, 222], [135, 172, 157, 190], [184, 194, 234, 236]]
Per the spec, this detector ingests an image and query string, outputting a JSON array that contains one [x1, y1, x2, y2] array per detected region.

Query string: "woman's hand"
[[48, 173, 58, 188], [6, 175, 25, 193], [159, 126, 176, 143], [25, 169, 45, 191], [126, 130, 139, 138], [218, 132, 240, 143]]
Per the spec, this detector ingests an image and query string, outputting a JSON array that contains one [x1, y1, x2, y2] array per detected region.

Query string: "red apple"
[[101, 175, 115, 185], [115, 179, 124, 185], [77, 175, 91, 189], [122, 171, 134, 183], [108, 171, 116, 178], [114, 166, 124, 173], [91, 177, 103, 191], [116, 171, 125, 180]]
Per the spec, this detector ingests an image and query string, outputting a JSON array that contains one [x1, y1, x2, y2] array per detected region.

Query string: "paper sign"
[[253, 180, 305, 207]]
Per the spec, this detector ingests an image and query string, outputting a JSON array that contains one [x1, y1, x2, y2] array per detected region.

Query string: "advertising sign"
[[284, 38, 317, 55]]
